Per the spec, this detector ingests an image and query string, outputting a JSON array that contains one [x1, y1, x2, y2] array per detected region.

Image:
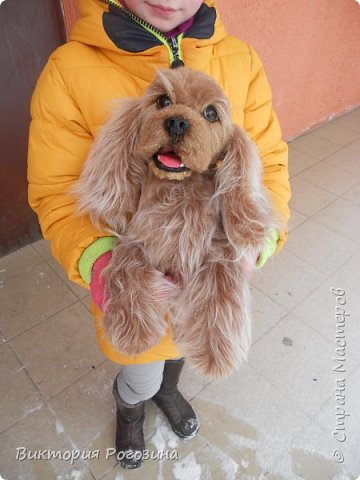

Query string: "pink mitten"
[[240, 250, 259, 275], [90, 251, 112, 312], [90, 252, 174, 312], [158, 274, 174, 301]]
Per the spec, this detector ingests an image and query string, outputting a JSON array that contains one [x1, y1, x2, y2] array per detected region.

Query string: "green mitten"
[[256, 229, 279, 269]]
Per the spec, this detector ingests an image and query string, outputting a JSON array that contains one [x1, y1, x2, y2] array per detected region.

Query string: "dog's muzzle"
[[149, 116, 192, 180], [152, 148, 190, 174], [149, 145, 191, 181]]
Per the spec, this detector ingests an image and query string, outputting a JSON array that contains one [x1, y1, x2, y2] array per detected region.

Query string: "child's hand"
[[240, 229, 279, 274], [90, 251, 112, 312], [255, 228, 279, 269], [158, 274, 174, 302], [240, 250, 258, 275]]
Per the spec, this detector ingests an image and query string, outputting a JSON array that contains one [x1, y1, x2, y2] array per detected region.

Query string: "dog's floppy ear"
[[214, 124, 273, 252], [72, 98, 146, 233]]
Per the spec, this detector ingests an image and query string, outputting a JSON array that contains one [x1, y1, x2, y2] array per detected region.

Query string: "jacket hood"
[[70, 0, 227, 54]]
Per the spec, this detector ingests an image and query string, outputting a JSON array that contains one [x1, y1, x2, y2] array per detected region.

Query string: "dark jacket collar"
[[103, 3, 216, 60]]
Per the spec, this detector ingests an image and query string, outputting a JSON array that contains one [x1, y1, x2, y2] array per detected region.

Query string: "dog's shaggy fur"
[[73, 67, 278, 378]]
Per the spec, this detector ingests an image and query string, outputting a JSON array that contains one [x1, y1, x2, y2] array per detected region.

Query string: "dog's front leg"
[[173, 256, 251, 378], [222, 191, 269, 250], [102, 240, 172, 355]]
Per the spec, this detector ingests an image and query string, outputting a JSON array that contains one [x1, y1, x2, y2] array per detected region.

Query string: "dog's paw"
[[102, 307, 166, 355], [173, 263, 251, 378], [102, 252, 175, 354], [225, 211, 268, 249], [184, 322, 248, 378], [187, 348, 237, 378], [174, 305, 250, 379], [102, 264, 170, 354]]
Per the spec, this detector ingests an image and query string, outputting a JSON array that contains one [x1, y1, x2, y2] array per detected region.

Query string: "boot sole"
[[175, 419, 200, 440], [120, 459, 143, 469], [152, 397, 200, 439]]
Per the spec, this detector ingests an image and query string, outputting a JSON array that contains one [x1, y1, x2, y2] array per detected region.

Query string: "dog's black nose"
[[165, 116, 189, 138]]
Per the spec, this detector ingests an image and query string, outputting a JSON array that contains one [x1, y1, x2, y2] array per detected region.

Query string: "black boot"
[[112, 377, 145, 469], [152, 358, 199, 439]]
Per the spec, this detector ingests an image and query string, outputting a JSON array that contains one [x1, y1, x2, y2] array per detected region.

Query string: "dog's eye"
[[203, 105, 219, 123], [157, 95, 172, 109]]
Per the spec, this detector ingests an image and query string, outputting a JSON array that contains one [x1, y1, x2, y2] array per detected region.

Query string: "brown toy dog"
[[73, 67, 278, 378]]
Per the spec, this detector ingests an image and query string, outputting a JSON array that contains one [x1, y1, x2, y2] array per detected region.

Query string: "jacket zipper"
[[103, 0, 184, 68]]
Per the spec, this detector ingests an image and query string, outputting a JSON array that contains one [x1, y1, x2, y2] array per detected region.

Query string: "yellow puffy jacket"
[[28, 0, 291, 365]]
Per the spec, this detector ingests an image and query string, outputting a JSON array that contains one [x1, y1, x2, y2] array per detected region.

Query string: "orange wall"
[[61, 0, 360, 139]]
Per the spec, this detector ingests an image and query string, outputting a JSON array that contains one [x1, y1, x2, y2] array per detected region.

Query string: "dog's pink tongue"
[[158, 153, 181, 168]]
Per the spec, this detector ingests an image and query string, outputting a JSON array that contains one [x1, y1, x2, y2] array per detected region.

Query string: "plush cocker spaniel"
[[74, 67, 278, 378]]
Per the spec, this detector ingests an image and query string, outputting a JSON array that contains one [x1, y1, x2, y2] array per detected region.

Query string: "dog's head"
[[73, 66, 273, 237], [137, 67, 232, 180]]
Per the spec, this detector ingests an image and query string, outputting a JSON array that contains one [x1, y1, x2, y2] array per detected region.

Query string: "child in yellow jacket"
[[28, 0, 291, 469]]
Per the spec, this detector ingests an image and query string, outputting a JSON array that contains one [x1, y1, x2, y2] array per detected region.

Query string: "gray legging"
[[116, 358, 182, 405]]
